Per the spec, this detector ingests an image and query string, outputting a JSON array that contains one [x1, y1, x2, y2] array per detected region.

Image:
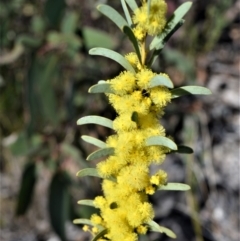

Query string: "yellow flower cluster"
[[132, 0, 167, 40], [89, 64, 171, 239]]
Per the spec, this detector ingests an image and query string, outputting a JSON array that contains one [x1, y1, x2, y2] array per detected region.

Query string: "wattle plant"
[[74, 1, 211, 240]]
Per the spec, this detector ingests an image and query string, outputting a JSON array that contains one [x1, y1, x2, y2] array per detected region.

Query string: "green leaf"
[[61, 11, 79, 34], [77, 199, 96, 207], [171, 86, 212, 98], [150, 2, 192, 50], [16, 162, 37, 215], [131, 111, 138, 123], [77, 115, 113, 129], [97, 4, 128, 30], [147, 220, 177, 239], [92, 229, 108, 241], [122, 26, 142, 64], [121, 0, 132, 25], [147, 0, 152, 17], [17, 34, 42, 48], [76, 168, 116, 182], [145, 136, 177, 150], [158, 182, 191, 191], [88, 83, 114, 94], [48, 171, 71, 241], [73, 218, 95, 226], [174, 145, 193, 154], [83, 27, 116, 49], [148, 75, 174, 89], [81, 135, 107, 149], [87, 147, 115, 161], [125, 0, 138, 11], [44, 0, 66, 27], [89, 48, 136, 73]]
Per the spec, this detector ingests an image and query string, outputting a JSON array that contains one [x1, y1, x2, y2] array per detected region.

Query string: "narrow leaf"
[[147, 220, 177, 239], [147, 0, 152, 17], [146, 136, 177, 150], [92, 229, 108, 241], [125, 0, 138, 11], [123, 26, 142, 64], [76, 168, 116, 182], [150, 2, 192, 50], [171, 86, 212, 98], [158, 182, 191, 191], [81, 135, 107, 148], [87, 147, 114, 161], [77, 199, 95, 207], [175, 145, 193, 154], [77, 115, 113, 129], [16, 162, 37, 215], [73, 218, 94, 226], [88, 83, 114, 94], [121, 0, 132, 25], [89, 48, 135, 73], [48, 171, 71, 241], [149, 75, 174, 89], [97, 4, 128, 30], [76, 168, 101, 178]]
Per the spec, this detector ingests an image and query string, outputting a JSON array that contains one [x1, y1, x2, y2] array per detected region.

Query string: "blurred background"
[[0, 0, 239, 241]]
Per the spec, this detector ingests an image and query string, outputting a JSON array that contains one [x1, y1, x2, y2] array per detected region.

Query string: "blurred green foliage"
[[0, 0, 235, 240]]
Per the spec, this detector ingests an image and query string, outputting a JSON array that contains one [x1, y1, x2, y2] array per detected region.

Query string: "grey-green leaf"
[[121, 0, 132, 25], [146, 136, 177, 150], [158, 182, 191, 191], [76, 168, 116, 182], [147, 220, 177, 239], [89, 48, 135, 73], [73, 218, 94, 226], [148, 75, 174, 89], [81, 135, 107, 149], [171, 86, 212, 98], [125, 0, 138, 11], [77, 199, 95, 207], [97, 4, 128, 30], [123, 26, 142, 64], [92, 229, 108, 241], [150, 2, 192, 50], [88, 83, 114, 94], [87, 147, 114, 161], [147, 0, 152, 17], [77, 115, 113, 129]]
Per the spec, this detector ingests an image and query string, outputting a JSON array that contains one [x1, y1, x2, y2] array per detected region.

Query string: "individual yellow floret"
[[91, 214, 103, 225], [137, 225, 148, 234], [149, 86, 171, 108], [82, 225, 89, 232], [136, 68, 156, 89]]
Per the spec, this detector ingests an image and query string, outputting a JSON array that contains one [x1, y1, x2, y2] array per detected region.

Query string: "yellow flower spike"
[[82, 225, 89, 232], [137, 225, 148, 234]]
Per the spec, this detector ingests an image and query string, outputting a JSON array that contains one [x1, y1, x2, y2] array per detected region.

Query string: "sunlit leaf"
[[125, 0, 138, 11], [158, 182, 191, 191], [148, 75, 174, 89], [147, 220, 177, 239], [89, 48, 135, 73], [122, 26, 142, 64], [88, 83, 114, 94], [86, 147, 114, 161], [92, 229, 108, 241], [121, 0, 132, 25], [77, 115, 113, 129], [16, 162, 37, 215], [171, 86, 212, 98], [76, 168, 116, 182], [150, 2, 192, 50], [73, 218, 95, 226], [81, 135, 107, 149], [97, 4, 128, 30], [77, 199, 95, 207], [146, 136, 177, 150]]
